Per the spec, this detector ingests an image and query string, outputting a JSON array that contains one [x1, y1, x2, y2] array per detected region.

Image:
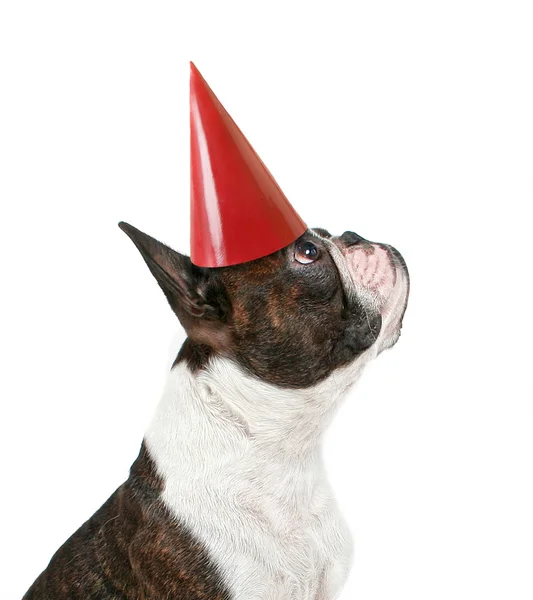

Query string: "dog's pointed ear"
[[118, 222, 228, 326]]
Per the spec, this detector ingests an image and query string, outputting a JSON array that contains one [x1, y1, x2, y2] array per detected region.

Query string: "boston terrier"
[[23, 223, 409, 600]]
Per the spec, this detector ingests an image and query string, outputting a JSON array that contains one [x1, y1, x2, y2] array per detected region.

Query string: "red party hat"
[[190, 62, 307, 267]]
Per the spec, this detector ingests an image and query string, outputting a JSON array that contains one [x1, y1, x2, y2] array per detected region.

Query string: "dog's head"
[[120, 223, 409, 389]]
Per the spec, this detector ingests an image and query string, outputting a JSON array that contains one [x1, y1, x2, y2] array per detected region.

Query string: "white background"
[[1, 1, 532, 598]]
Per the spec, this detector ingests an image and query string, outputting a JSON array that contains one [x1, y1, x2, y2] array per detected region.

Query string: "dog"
[[23, 222, 409, 600]]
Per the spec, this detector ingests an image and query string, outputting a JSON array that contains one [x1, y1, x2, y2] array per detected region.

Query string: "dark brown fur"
[[117, 222, 382, 388], [213, 234, 381, 387], [24, 444, 231, 600]]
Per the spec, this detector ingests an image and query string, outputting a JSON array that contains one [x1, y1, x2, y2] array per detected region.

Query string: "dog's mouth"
[[343, 241, 410, 352], [378, 244, 409, 349]]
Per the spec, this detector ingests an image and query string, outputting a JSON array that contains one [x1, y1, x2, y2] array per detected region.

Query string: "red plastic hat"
[[190, 62, 307, 267]]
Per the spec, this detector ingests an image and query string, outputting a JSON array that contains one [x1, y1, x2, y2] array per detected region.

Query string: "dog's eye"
[[295, 240, 319, 264]]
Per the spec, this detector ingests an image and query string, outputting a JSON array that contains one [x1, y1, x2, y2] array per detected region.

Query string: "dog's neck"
[[145, 348, 377, 473]]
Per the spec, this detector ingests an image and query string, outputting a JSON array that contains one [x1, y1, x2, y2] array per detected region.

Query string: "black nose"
[[340, 231, 364, 246]]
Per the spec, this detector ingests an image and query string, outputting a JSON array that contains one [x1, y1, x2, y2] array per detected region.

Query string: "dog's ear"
[[118, 222, 229, 329]]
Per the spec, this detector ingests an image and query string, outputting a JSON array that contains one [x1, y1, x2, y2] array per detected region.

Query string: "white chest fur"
[[145, 353, 377, 600]]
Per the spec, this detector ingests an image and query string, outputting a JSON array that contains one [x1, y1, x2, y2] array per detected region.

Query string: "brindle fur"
[[118, 223, 381, 388], [24, 444, 230, 599]]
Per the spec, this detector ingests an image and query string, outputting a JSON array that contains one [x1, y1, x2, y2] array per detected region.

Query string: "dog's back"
[[24, 443, 230, 599]]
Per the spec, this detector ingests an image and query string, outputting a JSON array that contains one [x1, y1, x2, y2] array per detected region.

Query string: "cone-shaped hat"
[[190, 63, 307, 267]]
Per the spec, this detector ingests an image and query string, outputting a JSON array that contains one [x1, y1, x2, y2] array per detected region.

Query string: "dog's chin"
[[344, 242, 409, 357]]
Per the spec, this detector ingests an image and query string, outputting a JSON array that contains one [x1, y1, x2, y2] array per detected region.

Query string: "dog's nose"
[[341, 231, 364, 246]]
